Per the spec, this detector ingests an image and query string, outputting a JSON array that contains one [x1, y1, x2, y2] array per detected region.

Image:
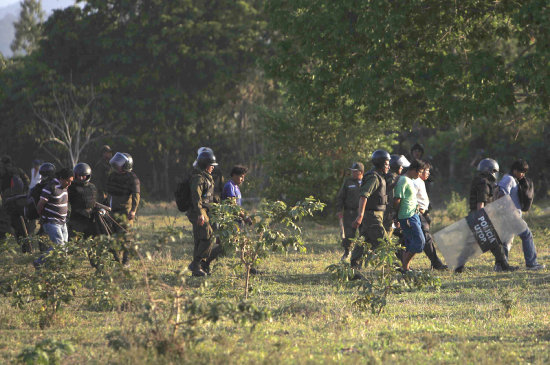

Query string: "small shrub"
[[445, 191, 468, 221], [17, 339, 75, 365]]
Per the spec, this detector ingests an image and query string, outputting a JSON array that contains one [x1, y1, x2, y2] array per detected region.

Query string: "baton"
[[338, 217, 345, 240], [94, 202, 112, 212]]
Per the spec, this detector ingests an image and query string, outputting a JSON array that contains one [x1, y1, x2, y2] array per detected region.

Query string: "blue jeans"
[[43, 222, 68, 246], [399, 214, 425, 254], [504, 227, 538, 267]]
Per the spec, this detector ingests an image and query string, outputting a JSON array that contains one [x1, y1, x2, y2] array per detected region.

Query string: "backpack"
[[174, 177, 191, 212], [24, 181, 47, 220], [517, 177, 534, 212]]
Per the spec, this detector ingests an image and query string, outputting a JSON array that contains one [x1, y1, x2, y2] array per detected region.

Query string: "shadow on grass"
[[269, 272, 332, 286]]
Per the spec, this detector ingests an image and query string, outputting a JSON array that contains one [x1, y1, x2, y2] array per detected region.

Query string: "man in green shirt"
[[394, 159, 426, 272], [350, 150, 390, 273]]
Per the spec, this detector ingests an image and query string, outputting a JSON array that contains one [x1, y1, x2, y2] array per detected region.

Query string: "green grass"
[[0, 201, 549, 364]]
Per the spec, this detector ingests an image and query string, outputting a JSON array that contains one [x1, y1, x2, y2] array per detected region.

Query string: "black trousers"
[[419, 212, 445, 267]]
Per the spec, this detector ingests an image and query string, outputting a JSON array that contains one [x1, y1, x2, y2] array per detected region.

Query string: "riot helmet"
[[197, 150, 218, 170], [389, 154, 410, 173], [74, 162, 92, 182], [371, 150, 391, 169], [39, 162, 56, 178], [477, 158, 499, 181], [110, 152, 133, 172]]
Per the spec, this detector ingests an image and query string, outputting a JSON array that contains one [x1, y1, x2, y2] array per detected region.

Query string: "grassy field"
[[0, 200, 549, 364]]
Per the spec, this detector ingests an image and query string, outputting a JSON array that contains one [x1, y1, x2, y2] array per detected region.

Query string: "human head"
[[477, 158, 499, 181], [389, 155, 410, 174], [371, 150, 390, 174], [197, 150, 218, 171], [406, 159, 426, 179], [349, 162, 364, 180], [1, 155, 12, 166], [411, 143, 424, 160], [109, 152, 133, 172], [101, 145, 113, 160], [73, 162, 92, 182], [510, 159, 529, 180], [39, 162, 56, 179], [420, 162, 431, 181], [56, 167, 74, 188], [230, 165, 248, 186]]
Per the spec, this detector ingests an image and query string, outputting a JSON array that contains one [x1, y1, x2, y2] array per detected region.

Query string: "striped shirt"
[[40, 178, 69, 224]]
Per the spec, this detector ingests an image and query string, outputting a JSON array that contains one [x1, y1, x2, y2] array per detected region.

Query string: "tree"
[[10, 0, 45, 55], [263, 0, 550, 204], [32, 79, 113, 167]]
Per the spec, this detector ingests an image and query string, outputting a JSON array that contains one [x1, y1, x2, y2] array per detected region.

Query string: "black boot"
[[188, 260, 207, 277], [341, 247, 350, 261]]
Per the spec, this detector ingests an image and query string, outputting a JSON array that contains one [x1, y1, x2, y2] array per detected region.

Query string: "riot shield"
[[433, 195, 527, 269]]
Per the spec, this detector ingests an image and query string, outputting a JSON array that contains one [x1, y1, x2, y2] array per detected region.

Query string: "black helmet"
[[371, 150, 391, 169], [74, 162, 92, 181], [39, 162, 56, 178], [197, 150, 218, 170], [477, 158, 499, 181], [389, 154, 410, 172]]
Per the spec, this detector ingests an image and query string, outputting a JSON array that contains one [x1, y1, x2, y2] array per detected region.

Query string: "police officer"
[[351, 150, 391, 272], [455, 158, 516, 273], [187, 150, 220, 277], [383, 155, 410, 235], [106, 152, 140, 265], [68, 163, 98, 238], [93, 145, 113, 204], [335, 162, 364, 260], [1, 155, 31, 250]]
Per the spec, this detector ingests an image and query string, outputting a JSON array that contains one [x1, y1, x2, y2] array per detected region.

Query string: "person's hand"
[[352, 215, 363, 229], [128, 211, 135, 221], [197, 215, 206, 226], [336, 211, 343, 220], [394, 220, 400, 229]]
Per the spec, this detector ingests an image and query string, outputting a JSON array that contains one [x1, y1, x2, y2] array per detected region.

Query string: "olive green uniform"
[[93, 158, 112, 203], [335, 177, 362, 250], [350, 170, 388, 268], [187, 168, 216, 262], [383, 171, 401, 234], [106, 171, 140, 263]]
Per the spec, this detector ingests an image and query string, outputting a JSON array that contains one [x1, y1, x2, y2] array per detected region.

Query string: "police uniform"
[[335, 177, 362, 250], [1, 164, 32, 242], [93, 158, 112, 203], [106, 170, 140, 263], [383, 171, 401, 234], [211, 166, 224, 203], [68, 180, 98, 238], [455, 172, 508, 271], [350, 169, 388, 268], [187, 168, 216, 264]]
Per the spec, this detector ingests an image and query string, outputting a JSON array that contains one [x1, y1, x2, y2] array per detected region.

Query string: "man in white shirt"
[[29, 159, 42, 190], [413, 162, 447, 270], [498, 159, 545, 270]]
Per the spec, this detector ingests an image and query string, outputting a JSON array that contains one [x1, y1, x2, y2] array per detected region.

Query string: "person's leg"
[[399, 215, 425, 271], [43, 222, 64, 245], [341, 210, 357, 259], [420, 213, 445, 269], [519, 227, 537, 267]]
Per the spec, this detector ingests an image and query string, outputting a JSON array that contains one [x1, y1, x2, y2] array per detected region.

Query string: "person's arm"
[[128, 174, 141, 220], [353, 175, 377, 228], [476, 202, 484, 210], [335, 181, 346, 220], [36, 198, 47, 215], [353, 196, 367, 228]]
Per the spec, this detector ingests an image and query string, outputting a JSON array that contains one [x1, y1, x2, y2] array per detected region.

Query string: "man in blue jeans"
[[393, 159, 426, 272], [498, 159, 545, 271], [36, 167, 74, 248]]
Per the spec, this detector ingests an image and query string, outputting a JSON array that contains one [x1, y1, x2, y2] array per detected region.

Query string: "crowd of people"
[[0, 143, 545, 276], [335, 144, 546, 276]]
